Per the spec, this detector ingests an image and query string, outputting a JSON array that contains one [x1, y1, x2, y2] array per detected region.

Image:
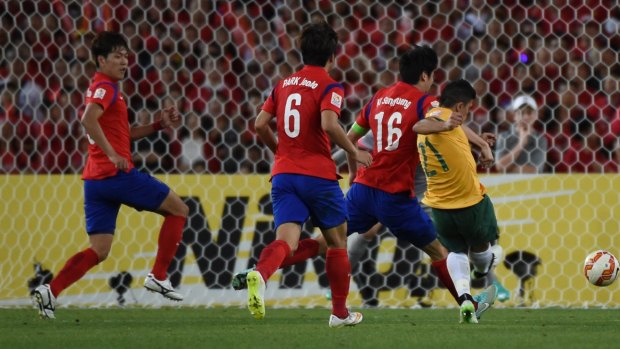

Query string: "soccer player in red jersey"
[[247, 21, 371, 328], [33, 32, 189, 319], [236, 45, 498, 319]]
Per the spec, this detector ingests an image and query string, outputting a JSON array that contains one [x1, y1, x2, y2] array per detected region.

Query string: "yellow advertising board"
[[0, 174, 619, 307]]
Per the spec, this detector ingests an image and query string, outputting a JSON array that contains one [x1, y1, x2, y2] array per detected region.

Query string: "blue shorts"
[[271, 173, 347, 231], [346, 183, 436, 249], [83, 169, 170, 234]]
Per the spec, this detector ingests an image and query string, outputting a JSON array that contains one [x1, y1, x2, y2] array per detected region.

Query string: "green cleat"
[[460, 300, 478, 324], [473, 284, 498, 320], [232, 267, 255, 290], [246, 271, 266, 320]]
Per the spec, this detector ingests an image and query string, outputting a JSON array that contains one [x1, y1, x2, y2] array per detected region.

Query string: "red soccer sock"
[[256, 240, 291, 281], [280, 238, 320, 268], [151, 215, 186, 280], [431, 258, 461, 305], [326, 248, 351, 319], [49, 248, 99, 297]]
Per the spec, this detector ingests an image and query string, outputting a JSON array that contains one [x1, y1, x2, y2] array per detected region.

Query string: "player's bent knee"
[[422, 240, 448, 261]]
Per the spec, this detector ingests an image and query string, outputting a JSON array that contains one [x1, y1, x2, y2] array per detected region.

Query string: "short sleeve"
[[85, 83, 117, 112], [418, 96, 439, 120], [261, 87, 277, 114], [320, 83, 344, 116], [355, 100, 373, 129]]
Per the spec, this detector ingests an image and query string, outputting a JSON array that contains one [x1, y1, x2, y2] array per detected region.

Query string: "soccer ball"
[[583, 250, 619, 287]]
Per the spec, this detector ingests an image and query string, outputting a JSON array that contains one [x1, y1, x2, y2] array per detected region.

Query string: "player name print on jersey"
[[282, 76, 319, 89], [376, 96, 412, 110]]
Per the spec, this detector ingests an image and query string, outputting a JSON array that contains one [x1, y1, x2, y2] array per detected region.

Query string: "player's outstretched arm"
[[82, 102, 128, 170], [322, 110, 372, 168], [130, 107, 181, 140], [344, 122, 370, 183], [412, 112, 463, 134], [255, 110, 278, 154], [462, 125, 495, 169]]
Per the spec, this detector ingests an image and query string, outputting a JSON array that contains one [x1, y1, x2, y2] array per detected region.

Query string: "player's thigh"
[[271, 174, 310, 230], [156, 190, 189, 217], [345, 183, 379, 235], [84, 179, 121, 234], [462, 195, 499, 247], [293, 175, 347, 230], [431, 208, 468, 253], [379, 193, 436, 249], [110, 169, 171, 212]]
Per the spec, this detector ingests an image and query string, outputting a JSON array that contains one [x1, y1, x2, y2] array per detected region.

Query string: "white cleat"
[[33, 284, 56, 319], [328, 311, 363, 328], [144, 273, 183, 301], [246, 271, 266, 320]]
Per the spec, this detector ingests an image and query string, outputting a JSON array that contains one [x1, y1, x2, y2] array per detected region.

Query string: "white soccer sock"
[[446, 252, 471, 297], [469, 246, 493, 274], [347, 233, 371, 268]]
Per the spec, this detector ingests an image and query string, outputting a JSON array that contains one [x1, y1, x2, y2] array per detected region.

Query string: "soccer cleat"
[[494, 281, 511, 302], [144, 273, 183, 301], [473, 284, 498, 320], [246, 271, 266, 320], [232, 267, 255, 290], [459, 300, 478, 324], [33, 284, 56, 319], [328, 311, 363, 328]]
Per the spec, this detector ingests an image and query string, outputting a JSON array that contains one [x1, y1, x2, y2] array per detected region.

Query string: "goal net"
[[1, 0, 619, 309]]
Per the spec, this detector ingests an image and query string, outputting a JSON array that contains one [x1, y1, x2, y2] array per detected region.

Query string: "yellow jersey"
[[417, 107, 486, 209]]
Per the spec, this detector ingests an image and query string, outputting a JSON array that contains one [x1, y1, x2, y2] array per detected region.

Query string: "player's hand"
[[109, 153, 129, 170], [443, 112, 464, 131], [160, 106, 181, 129], [480, 133, 496, 146], [478, 144, 494, 169], [353, 149, 372, 167]]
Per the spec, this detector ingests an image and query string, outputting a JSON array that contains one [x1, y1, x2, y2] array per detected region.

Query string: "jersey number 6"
[[284, 93, 301, 138]]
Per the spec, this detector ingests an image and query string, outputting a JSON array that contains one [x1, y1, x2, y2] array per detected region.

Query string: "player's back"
[[418, 107, 485, 209], [264, 65, 344, 181], [355, 81, 435, 194]]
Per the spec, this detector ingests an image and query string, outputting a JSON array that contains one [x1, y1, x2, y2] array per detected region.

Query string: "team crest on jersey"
[[93, 88, 106, 99], [331, 92, 342, 108], [431, 100, 440, 107]]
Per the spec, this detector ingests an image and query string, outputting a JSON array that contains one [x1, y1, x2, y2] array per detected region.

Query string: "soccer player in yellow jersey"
[[414, 79, 497, 324]]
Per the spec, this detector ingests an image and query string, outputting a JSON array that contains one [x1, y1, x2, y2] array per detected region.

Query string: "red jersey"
[[81, 72, 133, 180], [354, 81, 437, 194], [261, 65, 344, 180]]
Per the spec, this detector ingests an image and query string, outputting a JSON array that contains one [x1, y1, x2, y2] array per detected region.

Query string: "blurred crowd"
[[1, 0, 619, 174]]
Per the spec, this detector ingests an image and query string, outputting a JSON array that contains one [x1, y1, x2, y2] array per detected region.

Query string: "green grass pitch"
[[1, 308, 617, 349]]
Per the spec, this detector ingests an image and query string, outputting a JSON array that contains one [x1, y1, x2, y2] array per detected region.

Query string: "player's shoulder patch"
[[331, 92, 342, 108], [93, 87, 107, 99]]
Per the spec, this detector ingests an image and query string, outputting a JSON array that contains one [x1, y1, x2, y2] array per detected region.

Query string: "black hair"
[[299, 21, 338, 67], [399, 45, 438, 84], [439, 79, 477, 107], [91, 31, 129, 68]]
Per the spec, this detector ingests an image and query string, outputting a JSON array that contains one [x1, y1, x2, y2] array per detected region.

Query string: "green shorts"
[[431, 195, 499, 253]]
